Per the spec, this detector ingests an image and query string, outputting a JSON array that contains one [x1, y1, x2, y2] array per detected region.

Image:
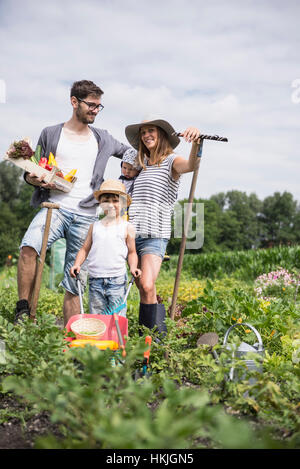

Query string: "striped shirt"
[[129, 153, 180, 239]]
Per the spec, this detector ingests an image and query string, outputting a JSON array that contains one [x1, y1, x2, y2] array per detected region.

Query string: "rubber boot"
[[14, 299, 30, 325], [154, 303, 167, 336], [139, 303, 167, 337]]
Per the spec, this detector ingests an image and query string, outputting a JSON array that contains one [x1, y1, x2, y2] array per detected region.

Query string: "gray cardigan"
[[28, 123, 129, 208]]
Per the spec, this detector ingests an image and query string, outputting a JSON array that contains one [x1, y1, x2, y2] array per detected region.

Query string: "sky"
[[0, 0, 299, 203]]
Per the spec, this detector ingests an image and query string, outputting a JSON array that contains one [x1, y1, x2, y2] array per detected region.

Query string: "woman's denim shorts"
[[135, 237, 169, 259]]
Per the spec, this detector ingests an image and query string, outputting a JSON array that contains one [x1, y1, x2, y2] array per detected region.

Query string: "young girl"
[[125, 118, 200, 333], [70, 179, 141, 317]]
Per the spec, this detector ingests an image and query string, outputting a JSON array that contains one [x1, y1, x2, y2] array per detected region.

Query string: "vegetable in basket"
[[8, 139, 34, 159]]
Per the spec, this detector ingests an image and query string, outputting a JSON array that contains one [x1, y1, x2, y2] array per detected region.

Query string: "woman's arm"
[[172, 127, 201, 179], [70, 224, 93, 277], [126, 223, 142, 278]]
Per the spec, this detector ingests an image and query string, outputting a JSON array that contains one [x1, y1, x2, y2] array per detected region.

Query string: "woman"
[[125, 118, 200, 336]]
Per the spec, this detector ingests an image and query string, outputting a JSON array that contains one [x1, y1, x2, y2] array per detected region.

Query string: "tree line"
[[168, 190, 300, 254], [0, 161, 299, 265]]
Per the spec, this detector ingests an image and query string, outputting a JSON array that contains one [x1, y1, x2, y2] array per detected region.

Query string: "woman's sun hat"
[[125, 117, 180, 150], [93, 179, 132, 206]]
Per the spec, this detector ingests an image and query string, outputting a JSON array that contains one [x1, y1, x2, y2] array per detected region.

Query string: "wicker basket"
[[70, 317, 106, 340]]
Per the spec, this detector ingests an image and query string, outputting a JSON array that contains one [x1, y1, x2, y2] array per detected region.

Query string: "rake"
[[101, 276, 135, 357], [169, 131, 228, 320]]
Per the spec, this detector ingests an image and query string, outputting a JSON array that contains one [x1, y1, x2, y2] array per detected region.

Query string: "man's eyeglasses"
[[77, 97, 104, 112]]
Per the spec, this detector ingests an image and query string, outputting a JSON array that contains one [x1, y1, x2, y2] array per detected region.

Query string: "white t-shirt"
[[87, 219, 128, 278], [49, 128, 98, 216]]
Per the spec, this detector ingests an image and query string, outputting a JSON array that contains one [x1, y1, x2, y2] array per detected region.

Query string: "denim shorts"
[[20, 207, 97, 295], [135, 237, 169, 259], [88, 273, 127, 317]]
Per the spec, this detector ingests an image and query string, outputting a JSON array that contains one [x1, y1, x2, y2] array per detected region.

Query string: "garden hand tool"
[[173, 133, 228, 142], [30, 202, 60, 320], [114, 312, 126, 358], [101, 276, 135, 357], [170, 132, 228, 320], [142, 335, 152, 376], [102, 276, 135, 316], [197, 332, 220, 363], [75, 271, 85, 315], [133, 335, 153, 380]]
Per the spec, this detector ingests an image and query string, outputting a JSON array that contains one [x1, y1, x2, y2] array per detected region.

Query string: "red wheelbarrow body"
[[65, 314, 128, 349]]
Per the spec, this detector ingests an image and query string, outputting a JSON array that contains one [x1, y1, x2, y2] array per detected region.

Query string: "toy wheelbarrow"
[[65, 274, 132, 355]]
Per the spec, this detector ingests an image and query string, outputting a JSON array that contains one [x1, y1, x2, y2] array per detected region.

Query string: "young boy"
[[70, 179, 141, 317], [119, 147, 141, 196]]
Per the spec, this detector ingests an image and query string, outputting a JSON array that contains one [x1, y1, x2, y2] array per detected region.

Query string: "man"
[[15, 80, 129, 325]]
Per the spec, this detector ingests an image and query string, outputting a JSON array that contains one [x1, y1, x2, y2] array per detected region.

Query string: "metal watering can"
[[223, 322, 265, 384]]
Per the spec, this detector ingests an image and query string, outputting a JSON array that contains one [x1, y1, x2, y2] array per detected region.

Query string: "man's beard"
[[76, 108, 96, 124]]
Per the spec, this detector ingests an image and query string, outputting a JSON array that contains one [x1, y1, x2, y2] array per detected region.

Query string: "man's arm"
[[110, 132, 130, 159]]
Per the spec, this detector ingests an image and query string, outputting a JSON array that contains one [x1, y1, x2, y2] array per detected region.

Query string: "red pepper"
[[38, 157, 52, 171], [38, 157, 48, 169]]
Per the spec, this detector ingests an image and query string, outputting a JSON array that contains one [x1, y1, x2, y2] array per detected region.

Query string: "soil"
[[0, 394, 62, 449]]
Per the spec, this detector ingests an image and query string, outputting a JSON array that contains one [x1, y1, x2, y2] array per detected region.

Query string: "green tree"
[[260, 191, 299, 246], [168, 198, 222, 254], [0, 161, 37, 265], [0, 161, 25, 203], [168, 190, 300, 254], [224, 191, 262, 250]]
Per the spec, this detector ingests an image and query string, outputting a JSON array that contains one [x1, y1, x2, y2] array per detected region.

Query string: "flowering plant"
[[254, 267, 297, 300]]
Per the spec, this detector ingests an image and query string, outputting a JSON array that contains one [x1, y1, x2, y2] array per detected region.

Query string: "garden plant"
[[0, 245, 299, 449]]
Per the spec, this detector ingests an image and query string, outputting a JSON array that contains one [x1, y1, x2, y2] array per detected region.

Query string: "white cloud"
[[0, 0, 300, 204]]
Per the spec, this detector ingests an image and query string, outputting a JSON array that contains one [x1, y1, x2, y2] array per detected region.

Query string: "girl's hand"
[[131, 268, 142, 278], [70, 265, 81, 278], [181, 127, 201, 143]]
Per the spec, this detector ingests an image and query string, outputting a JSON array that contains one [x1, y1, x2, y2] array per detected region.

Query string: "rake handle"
[[114, 313, 126, 357], [173, 132, 228, 142], [169, 131, 228, 321], [123, 275, 135, 303], [75, 272, 85, 315], [30, 202, 60, 320]]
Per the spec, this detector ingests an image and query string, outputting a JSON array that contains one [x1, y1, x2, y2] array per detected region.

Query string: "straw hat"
[[125, 118, 180, 150], [93, 179, 132, 206]]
